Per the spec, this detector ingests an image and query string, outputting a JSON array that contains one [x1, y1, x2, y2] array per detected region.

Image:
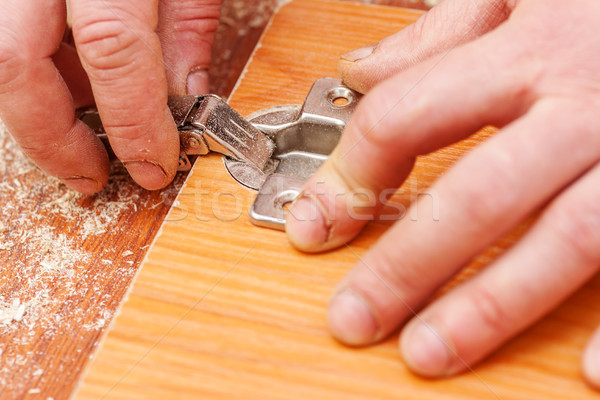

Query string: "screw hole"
[[326, 86, 355, 108], [274, 190, 300, 213], [332, 97, 349, 107], [282, 201, 293, 213]]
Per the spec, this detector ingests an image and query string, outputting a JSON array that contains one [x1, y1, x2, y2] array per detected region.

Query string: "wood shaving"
[[0, 118, 181, 395], [0, 299, 27, 325]]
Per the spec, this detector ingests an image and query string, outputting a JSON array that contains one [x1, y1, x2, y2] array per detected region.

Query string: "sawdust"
[[0, 119, 177, 395], [0, 299, 27, 326], [0, 291, 51, 328], [228, 0, 283, 29]]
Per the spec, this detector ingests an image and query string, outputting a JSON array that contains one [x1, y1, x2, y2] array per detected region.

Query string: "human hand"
[[0, 0, 222, 194], [286, 0, 600, 388]]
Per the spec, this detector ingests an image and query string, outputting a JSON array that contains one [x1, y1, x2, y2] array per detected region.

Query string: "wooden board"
[[75, 1, 600, 399], [0, 116, 183, 400], [210, 0, 435, 98], [0, 2, 437, 399], [0, 2, 440, 399]]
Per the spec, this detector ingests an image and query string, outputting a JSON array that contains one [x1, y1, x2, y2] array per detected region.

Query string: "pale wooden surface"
[[211, 0, 437, 98], [75, 1, 600, 399]]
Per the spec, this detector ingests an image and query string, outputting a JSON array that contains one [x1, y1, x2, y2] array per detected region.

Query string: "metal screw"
[[179, 156, 189, 168], [187, 137, 201, 149]]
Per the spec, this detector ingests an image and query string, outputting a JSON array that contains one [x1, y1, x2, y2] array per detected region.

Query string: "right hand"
[[286, 0, 600, 389], [0, 0, 223, 194]]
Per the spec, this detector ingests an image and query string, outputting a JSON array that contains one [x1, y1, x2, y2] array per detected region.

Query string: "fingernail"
[[401, 320, 453, 377], [123, 161, 168, 190], [328, 289, 379, 346], [62, 177, 102, 195], [187, 68, 210, 95], [341, 44, 377, 62], [583, 330, 600, 389], [286, 193, 330, 252]]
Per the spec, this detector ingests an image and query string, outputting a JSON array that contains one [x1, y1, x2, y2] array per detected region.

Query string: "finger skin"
[[288, 0, 600, 253], [70, 0, 180, 190], [584, 326, 600, 390], [321, 0, 600, 373], [157, 0, 222, 95], [0, 0, 109, 194], [400, 161, 600, 377], [339, 0, 516, 93], [326, 98, 600, 346], [52, 42, 94, 109], [286, 24, 538, 253]]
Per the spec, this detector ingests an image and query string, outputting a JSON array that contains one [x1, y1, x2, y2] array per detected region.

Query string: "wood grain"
[[76, 1, 600, 399], [0, 2, 434, 399], [210, 0, 435, 98], [0, 133, 185, 400]]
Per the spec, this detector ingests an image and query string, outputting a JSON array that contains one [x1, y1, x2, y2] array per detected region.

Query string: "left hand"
[[285, 0, 600, 387], [0, 0, 221, 194]]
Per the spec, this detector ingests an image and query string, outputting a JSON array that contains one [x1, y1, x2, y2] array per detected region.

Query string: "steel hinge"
[[79, 78, 360, 230]]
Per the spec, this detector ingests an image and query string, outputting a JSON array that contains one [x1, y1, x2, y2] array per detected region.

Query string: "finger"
[[325, 98, 600, 346], [52, 42, 94, 108], [0, 0, 109, 194], [339, 0, 516, 93], [286, 23, 537, 253], [584, 326, 600, 390], [399, 161, 600, 377], [157, 0, 222, 95], [70, 0, 180, 190]]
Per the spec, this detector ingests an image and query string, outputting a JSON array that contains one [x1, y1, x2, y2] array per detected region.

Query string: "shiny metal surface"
[[82, 95, 275, 172], [81, 78, 360, 231], [226, 78, 361, 230]]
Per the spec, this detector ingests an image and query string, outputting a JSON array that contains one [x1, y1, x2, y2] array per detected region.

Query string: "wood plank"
[[0, 2, 436, 399], [0, 125, 183, 400], [211, 0, 436, 98], [75, 1, 600, 399], [0, 2, 439, 399]]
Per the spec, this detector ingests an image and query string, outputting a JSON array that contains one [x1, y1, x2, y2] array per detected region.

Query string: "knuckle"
[[74, 17, 147, 72], [103, 120, 149, 142], [459, 155, 518, 225], [473, 0, 512, 31], [101, 120, 157, 160], [351, 92, 413, 159], [368, 249, 428, 300], [405, 12, 428, 44], [467, 284, 512, 334], [165, 0, 221, 34], [550, 196, 600, 267], [0, 35, 25, 93]]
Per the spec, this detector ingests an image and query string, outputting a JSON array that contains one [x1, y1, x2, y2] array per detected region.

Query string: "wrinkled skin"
[[0, 0, 222, 193], [286, 0, 600, 389]]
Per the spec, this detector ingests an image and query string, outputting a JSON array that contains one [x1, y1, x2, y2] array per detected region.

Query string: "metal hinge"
[[80, 78, 360, 230], [79, 95, 274, 173], [225, 78, 360, 229]]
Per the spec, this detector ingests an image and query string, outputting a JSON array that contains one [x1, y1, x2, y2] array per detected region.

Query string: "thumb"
[[158, 0, 222, 95], [339, 0, 516, 93], [285, 20, 534, 253]]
